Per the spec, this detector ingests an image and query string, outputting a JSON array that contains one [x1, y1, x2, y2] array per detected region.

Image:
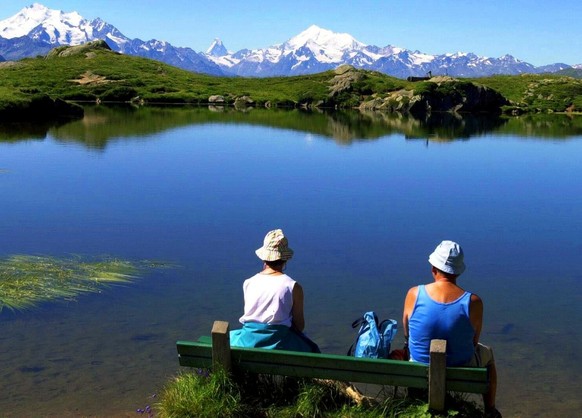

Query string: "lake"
[[1, 106, 581, 417]]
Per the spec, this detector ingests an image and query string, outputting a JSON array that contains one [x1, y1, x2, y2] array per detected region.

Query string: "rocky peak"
[[206, 38, 228, 57]]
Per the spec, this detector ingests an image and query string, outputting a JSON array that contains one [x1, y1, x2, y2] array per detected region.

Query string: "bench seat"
[[176, 321, 488, 411]]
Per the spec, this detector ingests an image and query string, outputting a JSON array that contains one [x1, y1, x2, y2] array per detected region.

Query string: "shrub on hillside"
[[100, 86, 139, 102]]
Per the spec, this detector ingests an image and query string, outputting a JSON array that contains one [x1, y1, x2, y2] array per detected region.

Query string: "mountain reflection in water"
[[1, 105, 581, 147]]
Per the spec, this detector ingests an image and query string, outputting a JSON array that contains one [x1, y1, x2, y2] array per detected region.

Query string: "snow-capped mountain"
[[0, 3, 574, 79], [203, 25, 569, 78], [0, 3, 224, 75], [0, 3, 89, 44]]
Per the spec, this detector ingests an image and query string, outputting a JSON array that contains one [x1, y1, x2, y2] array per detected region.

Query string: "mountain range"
[[0, 3, 576, 78]]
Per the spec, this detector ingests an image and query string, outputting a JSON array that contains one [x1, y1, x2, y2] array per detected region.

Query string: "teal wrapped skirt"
[[230, 322, 320, 353]]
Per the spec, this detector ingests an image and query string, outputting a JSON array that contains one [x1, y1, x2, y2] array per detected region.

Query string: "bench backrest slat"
[[232, 346, 428, 388], [197, 335, 212, 344]]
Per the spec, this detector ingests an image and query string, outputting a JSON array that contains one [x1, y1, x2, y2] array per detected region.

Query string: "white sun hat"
[[255, 229, 294, 261], [428, 240, 466, 275]]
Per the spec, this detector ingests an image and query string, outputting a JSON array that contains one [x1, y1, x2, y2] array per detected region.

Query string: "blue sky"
[[1, 1, 581, 66]]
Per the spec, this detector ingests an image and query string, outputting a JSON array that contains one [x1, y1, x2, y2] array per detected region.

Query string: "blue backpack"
[[348, 311, 398, 358]]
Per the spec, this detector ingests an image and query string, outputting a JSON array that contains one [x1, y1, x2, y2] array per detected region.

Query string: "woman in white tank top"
[[230, 229, 318, 352]]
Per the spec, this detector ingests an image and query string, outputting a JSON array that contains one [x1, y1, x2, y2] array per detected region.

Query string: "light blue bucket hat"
[[428, 240, 466, 275]]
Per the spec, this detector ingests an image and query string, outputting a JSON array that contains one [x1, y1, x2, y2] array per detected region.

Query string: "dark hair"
[[265, 259, 286, 270], [435, 267, 458, 280]]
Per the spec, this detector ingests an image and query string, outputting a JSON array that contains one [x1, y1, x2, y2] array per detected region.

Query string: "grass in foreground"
[[0, 254, 167, 311], [156, 368, 485, 418], [156, 369, 245, 418]]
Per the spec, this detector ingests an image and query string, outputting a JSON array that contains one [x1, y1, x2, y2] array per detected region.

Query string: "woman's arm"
[[291, 282, 305, 332]]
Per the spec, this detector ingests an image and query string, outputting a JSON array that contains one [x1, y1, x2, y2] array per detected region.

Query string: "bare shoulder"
[[406, 285, 419, 298], [404, 285, 419, 305], [470, 292, 483, 303], [403, 286, 419, 320], [470, 292, 483, 309], [292, 281, 304, 295]]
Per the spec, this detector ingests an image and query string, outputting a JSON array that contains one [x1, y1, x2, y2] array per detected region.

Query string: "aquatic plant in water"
[[0, 255, 164, 311]]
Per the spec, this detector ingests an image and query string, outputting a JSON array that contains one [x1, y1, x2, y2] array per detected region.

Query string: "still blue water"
[[1, 108, 581, 417]]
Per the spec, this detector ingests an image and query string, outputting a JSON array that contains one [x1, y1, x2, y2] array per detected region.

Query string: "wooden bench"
[[176, 321, 489, 412]]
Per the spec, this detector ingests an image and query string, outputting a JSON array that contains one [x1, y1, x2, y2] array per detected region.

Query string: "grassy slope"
[[1, 41, 581, 113], [0, 42, 348, 106], [469, 74, 582, 112]]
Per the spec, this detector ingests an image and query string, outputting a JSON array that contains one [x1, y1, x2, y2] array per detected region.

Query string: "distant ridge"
[[0, 3, 576, 78]]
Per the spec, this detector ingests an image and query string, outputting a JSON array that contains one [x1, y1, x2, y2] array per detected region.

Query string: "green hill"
[[556, 67, 582, 79], [469, 73, 582, 113], [0, 41, 370, 109], [1, 40, 581, 118]]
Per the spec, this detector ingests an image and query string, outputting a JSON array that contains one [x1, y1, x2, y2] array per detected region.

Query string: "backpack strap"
[[347, 316, 365, 355], [351, 317, 366, 329]]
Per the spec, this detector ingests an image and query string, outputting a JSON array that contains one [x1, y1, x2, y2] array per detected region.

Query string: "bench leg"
[[428, 339, 447, 411]]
